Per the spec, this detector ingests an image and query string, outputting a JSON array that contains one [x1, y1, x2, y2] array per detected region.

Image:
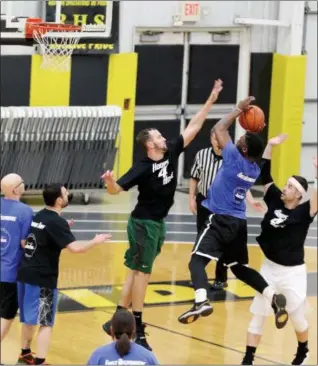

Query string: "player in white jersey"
[[241, 134, 318, 365]]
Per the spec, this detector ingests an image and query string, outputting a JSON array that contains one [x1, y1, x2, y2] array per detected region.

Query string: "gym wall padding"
[[268, 54, 307, 189], [30, 55, 71, 106], [107, 53, 138, 178]]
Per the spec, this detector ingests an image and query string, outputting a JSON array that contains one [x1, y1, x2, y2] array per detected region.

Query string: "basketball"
[[238, 105, 265, 133]]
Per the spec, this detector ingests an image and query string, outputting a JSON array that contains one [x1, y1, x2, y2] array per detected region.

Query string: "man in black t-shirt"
[[241, 136, 318, 366], [101, 80, 223, 350], [16, 184, 111, 365]]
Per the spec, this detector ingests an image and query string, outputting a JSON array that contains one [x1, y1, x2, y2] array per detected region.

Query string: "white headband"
[[288, 177, 306, 195]]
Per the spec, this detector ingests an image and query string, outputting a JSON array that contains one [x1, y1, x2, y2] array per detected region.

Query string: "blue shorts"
[[17, 282, 58, 327]]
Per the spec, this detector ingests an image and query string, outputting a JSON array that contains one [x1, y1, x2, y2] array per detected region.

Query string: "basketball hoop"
[[25, 18, 82, 72]]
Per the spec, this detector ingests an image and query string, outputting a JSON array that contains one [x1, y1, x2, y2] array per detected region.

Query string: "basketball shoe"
[[271, 293, 288, 329], [178, 299, 213, 324], [102, 320, 112, 336], [17, 352, 35, 365], [291, 346, 309, 365], [135, 324, 152, 351]]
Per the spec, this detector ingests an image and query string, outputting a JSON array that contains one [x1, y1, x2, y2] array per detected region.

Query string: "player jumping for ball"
[[101, 79, 223, 350], [178, 97, 289, 330]]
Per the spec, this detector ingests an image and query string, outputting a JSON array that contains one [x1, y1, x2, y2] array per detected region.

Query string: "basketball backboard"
[[1, 1, 119, 54]]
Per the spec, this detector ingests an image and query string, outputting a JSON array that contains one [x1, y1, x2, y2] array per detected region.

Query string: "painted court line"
[[71, 229, 318, 239], [99, 240, 317, 249], [70, 219, 317, 231]]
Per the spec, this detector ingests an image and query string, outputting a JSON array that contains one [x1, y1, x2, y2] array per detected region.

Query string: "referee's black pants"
[[196, 193, 228, 283]]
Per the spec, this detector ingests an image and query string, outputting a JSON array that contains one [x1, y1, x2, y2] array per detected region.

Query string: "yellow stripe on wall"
[[107, 53, 138, 178], [268, 54, 307, 188], [29, 55, 71, 106]]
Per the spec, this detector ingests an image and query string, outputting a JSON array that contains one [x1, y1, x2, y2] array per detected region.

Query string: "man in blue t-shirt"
[[178, 97, 289, 331], [0, 174, 33, 344]]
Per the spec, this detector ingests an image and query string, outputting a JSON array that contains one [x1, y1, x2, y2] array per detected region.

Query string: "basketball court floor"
[[2, 189, 317, 365]]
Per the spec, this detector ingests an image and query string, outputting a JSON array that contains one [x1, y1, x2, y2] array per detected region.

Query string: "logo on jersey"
[[237, 172, 256, 183], [25, 233, 37, 258], [153, 160, 174, 185], [270, 209, 289, 228], [0, 228, 11, 251], [233, 187, 247, 204], [1, 215, 17, 222]]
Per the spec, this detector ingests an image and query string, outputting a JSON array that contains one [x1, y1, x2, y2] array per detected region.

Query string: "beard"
[[62, 200, 69, 208], [62, 193, 72, 208], [154, 143, 168, 153]]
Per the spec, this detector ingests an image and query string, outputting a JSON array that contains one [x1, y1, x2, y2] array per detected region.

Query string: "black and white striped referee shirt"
[[190, 147, 223, 198]]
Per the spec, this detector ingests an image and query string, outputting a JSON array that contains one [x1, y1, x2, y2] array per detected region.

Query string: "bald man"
[[1, 174, 33, 351]]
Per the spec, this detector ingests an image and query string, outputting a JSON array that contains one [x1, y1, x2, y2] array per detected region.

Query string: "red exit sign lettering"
[[181, 1, 201, 22]]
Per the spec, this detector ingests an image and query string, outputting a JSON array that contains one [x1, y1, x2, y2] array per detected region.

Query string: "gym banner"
[[45, 1, 119, 55]]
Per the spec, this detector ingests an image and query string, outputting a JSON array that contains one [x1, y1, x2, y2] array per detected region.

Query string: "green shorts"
[[124, 216, 166, 274]]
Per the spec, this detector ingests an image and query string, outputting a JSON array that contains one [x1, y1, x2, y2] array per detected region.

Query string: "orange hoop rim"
[[25, 18, 82, 39]]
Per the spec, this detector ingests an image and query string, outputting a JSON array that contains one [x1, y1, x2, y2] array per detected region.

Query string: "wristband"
[[235, 107, 243, 113]]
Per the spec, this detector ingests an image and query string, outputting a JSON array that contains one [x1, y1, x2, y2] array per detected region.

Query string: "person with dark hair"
[[0, 174, 33, 355], [100, 80, 223, 350], [241, 137, 317, 366], [87, 310, 158, 365], [16, 183, 112, 365], [178, 97, 289, 329], [189, 127, 265, 290]]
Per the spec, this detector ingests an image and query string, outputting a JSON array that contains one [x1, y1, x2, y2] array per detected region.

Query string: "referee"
[[189, 128, 264, 289]]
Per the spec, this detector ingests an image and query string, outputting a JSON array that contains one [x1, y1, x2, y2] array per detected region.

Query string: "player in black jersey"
[[241, 135, 318, 366], [100, 79, 223, 350]]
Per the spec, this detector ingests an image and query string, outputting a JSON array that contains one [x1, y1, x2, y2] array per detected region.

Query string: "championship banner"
[[45, 1, 119, 55]]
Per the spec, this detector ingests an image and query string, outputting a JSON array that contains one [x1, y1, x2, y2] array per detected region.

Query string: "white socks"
[[262, 286, 275, 303], [195, 288, 207, 303]]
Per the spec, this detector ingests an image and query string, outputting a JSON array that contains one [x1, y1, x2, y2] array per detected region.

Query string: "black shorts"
[[191, 213, 248, 266], [0, 282, 19, 320]]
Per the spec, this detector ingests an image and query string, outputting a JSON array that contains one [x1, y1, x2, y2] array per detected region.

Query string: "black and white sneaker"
[[211, 280, 228, 290], [102, 320, 112, 336], [291, 347, 309, 365], [178, 300, 213, 324], [271, 293, 288, 329], [135, 324, 152, 351]]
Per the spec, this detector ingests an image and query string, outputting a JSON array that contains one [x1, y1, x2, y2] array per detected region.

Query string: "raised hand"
[[268, 134, 288, 146], [237, 96, 255, 111], [210, 79, 223, 103]]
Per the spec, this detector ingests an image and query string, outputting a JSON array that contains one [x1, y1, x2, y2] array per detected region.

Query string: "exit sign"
[[180, 1, 201, 22]]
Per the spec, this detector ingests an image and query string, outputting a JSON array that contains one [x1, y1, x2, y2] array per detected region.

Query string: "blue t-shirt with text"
[[87, 341, 159, 365], [202, 141, 260, 219], [1, 198, 33, 282]]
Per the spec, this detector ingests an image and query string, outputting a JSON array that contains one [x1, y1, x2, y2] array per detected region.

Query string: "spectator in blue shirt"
[[0, 174, 33, 344], [87, 310, 159, 365]]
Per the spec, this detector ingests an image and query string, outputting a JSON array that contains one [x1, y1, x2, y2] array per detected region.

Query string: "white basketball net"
[[33, 29, 81, 72]]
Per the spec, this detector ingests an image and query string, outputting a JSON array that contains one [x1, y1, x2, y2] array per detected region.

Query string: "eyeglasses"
[[13, 180, 24, 192]]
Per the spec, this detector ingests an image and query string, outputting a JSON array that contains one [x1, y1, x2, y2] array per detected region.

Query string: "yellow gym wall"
[[29, 55, 71, 106], [268, 53, 307, 188], [107, 53, 138, 178]]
